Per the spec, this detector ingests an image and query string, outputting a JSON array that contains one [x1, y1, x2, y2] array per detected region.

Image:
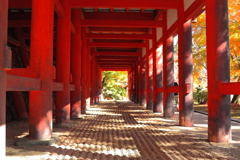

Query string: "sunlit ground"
[[194, 103, 240, 119], [5, 100, 240, 160]]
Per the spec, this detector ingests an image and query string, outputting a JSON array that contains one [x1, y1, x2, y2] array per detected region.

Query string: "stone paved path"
[[6, 101, 240, 160]]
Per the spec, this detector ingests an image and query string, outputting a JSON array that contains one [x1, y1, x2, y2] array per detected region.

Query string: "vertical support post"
[[141, 59, 146, 106], [163, 11, 174, 117], [178, 1, 194, 126], [163, 36, 174, 117], [86, 41, 90, 109], [152, 28, 163, 113], [0, 0, 8, 157], [29, 0, 54, 139], [56, 0, 71, 124], [146, 41, 152, 109], [206, 0, 231, 142], [70, 9, 82, 118], [10, 92, 28, 119], [81, 27, 87, 113]]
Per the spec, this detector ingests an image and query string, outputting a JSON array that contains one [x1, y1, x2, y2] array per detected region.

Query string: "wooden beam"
[[53, 82, 64, 91], [70, 0, 179, 9], [84, 12, 155, 20], [90, 42, 146, 48], [9, 0, 31, 8], [6, 75, 41, 91], [71, 21, 76, 34], [220, 81, 240, 95], [89, 27, 148, 33], [87, 33, 152, 40], [185, 0, 206, 21], [93, 51, 141, 56], [97, 56, 138, 60], [54, 0, 65, 18], [98, 60, 135, 62], [102, 69, 130, 71], [82, 19, 163, 28]]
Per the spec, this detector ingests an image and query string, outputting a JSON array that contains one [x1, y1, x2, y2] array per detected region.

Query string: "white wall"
[[157, 28, 162, 41], [167, 9, 177, 30], [142, 48, 146, 57], [184, 0, 195, 11]]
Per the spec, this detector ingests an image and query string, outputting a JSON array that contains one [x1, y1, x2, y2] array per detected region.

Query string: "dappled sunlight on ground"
[[5, 101, 240, 159]]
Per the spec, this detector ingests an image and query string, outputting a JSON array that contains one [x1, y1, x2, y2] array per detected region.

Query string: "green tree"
[[102, 71, 128, 100]]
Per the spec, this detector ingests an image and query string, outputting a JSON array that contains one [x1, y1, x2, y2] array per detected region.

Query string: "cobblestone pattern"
[[6, 101, 239, 160]]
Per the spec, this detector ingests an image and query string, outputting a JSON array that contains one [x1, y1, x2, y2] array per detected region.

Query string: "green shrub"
[[193, 87, 208, 104]]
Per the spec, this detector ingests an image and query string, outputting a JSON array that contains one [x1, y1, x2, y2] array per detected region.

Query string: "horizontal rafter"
[[89, 27, 148, 33], [90, 42, 146, 48], [81, 19, 163, 28], [70, 0, 179, 9], [84, 12, 156, 20], [6, 75, 41, 91], [92, 51, 141, 56], [87, 33, 152, 40]]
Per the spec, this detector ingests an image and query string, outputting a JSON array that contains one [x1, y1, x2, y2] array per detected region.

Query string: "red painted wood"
[[6, 75, 41, 91], [29, 0, 54, 139], [93, 51, 141, 56], [81, 27, 87, 113], [81, 19, 163, 28], [14, 28, 30, 67], [89, 42, 146, 48], [178, 0, 194, 127], [220, 82, 240, 95], [10, 92, 28, 119], [163, 35, 174, 118], [152, 28, 161, 112], [70, 9, 82, 118], [70, 0, 179, 9], [55, 0, 71, 125], [0, 0, 8, 157], [185, 0, 205, 21], [84, 12, 156, 20], [52, 82, 64, 91], [89, 27, 148, 33], [54, 0, 65, 18], [86, 33, 152, 40], [206, 0, 231, 142], [9, 0, 31, 8]]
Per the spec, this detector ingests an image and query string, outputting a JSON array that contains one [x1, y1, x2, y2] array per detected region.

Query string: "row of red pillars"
[[128, 0, 231, 143], [0, 0, 231, 158]]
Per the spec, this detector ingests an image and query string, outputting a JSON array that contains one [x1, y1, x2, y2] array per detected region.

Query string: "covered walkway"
[[6, 101, 240, 160]]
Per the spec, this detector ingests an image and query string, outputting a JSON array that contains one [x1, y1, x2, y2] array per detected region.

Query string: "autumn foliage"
[[192, 0, 240, 87]]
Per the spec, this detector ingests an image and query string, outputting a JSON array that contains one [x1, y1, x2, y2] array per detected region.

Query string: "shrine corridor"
[[6, 101, 240, 160]]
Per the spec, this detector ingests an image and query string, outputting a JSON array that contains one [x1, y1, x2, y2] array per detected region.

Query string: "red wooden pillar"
[[138, 57, 142, 105], [90, 54, 95, 105], [206, 0, 231, 142], [10, 92, 28, 119], [70, 9, 82, 118], [0, 0, 8, 157], [141, 58, 147, 106], [152, 28, 163, 113], [11, 27, 29, 119], [86, 41, 90, 109], [29, 0, 54, 139], [163, 12, 174, 117], [146, 41, 152, 109], [178, 2, 194, 126], [55, 0, 71, 124], [163, 36, 174, 117], [81, 27, 87, 113]]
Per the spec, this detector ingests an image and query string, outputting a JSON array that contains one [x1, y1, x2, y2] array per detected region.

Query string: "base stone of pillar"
[[15, 134, 58, 147]]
